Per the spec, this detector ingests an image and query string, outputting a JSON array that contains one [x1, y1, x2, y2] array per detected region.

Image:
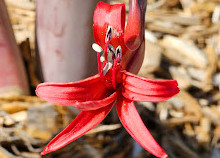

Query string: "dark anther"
[[105, 26, 113, 43], [108, 44, 115, 56], [116, 46, 122, 62]]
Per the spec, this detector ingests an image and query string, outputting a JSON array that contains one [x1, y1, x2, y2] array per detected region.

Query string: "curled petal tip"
[[117, 96, 167, 157], [40, 102, 114, 155], [41, 147, 49, 155], [41, 152, 46, 155], [122, 71, 180, 102]]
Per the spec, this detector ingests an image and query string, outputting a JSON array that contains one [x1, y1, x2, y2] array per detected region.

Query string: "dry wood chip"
[[212, 126, 220, 146], [147, 21, 184, 35], [0, 87, 26, 97], [177, 91, 201, 117], [169, 66, 192, 89], [26, 104, 58, 140], [212, 73, 220, 86], [169, 96, 184, 109], [139, 101, 155, 111], [157, 101, 172, 121], [0, 146, 19, 158], [179, 0, 195, 11], [187, 67, 206, 82], [212, 5, 220, 24], [165, 115, 199, 127], [195, 126, 210, 143], [139, 40, 162, 75], [10, 111, 27, 122], [204, 45, 218, 85], [191, 1, 217, 13], [20, 152, 40, 158], [183, 123, 195, 137], [163, 47, 195, 67], [146, 11, 201, 25], [163, 132, 200, 158], [202, 107, 220, 126], [145, 29, 158, 43], [0, 102, 29, 114], [5, 0, 35, 11], [187, 24, 220, 40], [200, 117, 211, 133], [194, 117, 211, 144], [161, 35, 207, 68]]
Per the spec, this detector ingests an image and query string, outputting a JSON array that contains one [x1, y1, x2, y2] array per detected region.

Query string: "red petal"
[[124, 0, 146, 51], [117, 95, 167, 158], [75, 91, 117, 110], [93, 1, 126, 51], [36, 74, 115, 110], [123, 0, 146, 74], [122, 71, 179, 102], [41, 102, 114, 155]]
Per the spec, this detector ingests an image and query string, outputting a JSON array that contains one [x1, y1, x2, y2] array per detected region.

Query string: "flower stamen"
[[97, 52, 102, 77], [112, 45, 122, 89], [92, 26, 122, 89], [104, 26, 112, 67], [92, 43, 104, 76]]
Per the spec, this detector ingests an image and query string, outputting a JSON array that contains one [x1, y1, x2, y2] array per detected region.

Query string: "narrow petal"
[[117, 95, 167, 158], [36, 74, 115, 110], [41, 102, 114, 155], [124, 0, 147, 51], [122, 71, 179, 102]]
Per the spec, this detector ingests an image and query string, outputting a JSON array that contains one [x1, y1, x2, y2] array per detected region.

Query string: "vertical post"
[[36, 0, 101, 82], [0, 0, 29, 96]]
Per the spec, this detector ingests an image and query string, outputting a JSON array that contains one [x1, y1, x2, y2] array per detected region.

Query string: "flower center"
[[92, 26, 122, 89]]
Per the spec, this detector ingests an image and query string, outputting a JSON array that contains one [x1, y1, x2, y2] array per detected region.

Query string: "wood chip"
[[139, 40, 162, 75], [177, 91, 201, 117], [161, 35, 207, 68], [146, 11, 201, 26]]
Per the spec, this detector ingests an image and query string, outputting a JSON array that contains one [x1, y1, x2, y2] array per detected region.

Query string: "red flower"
[[36, 1, 179, 158]]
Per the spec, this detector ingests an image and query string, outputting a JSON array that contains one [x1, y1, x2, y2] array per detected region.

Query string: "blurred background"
[[0, 0, 220, 157]]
